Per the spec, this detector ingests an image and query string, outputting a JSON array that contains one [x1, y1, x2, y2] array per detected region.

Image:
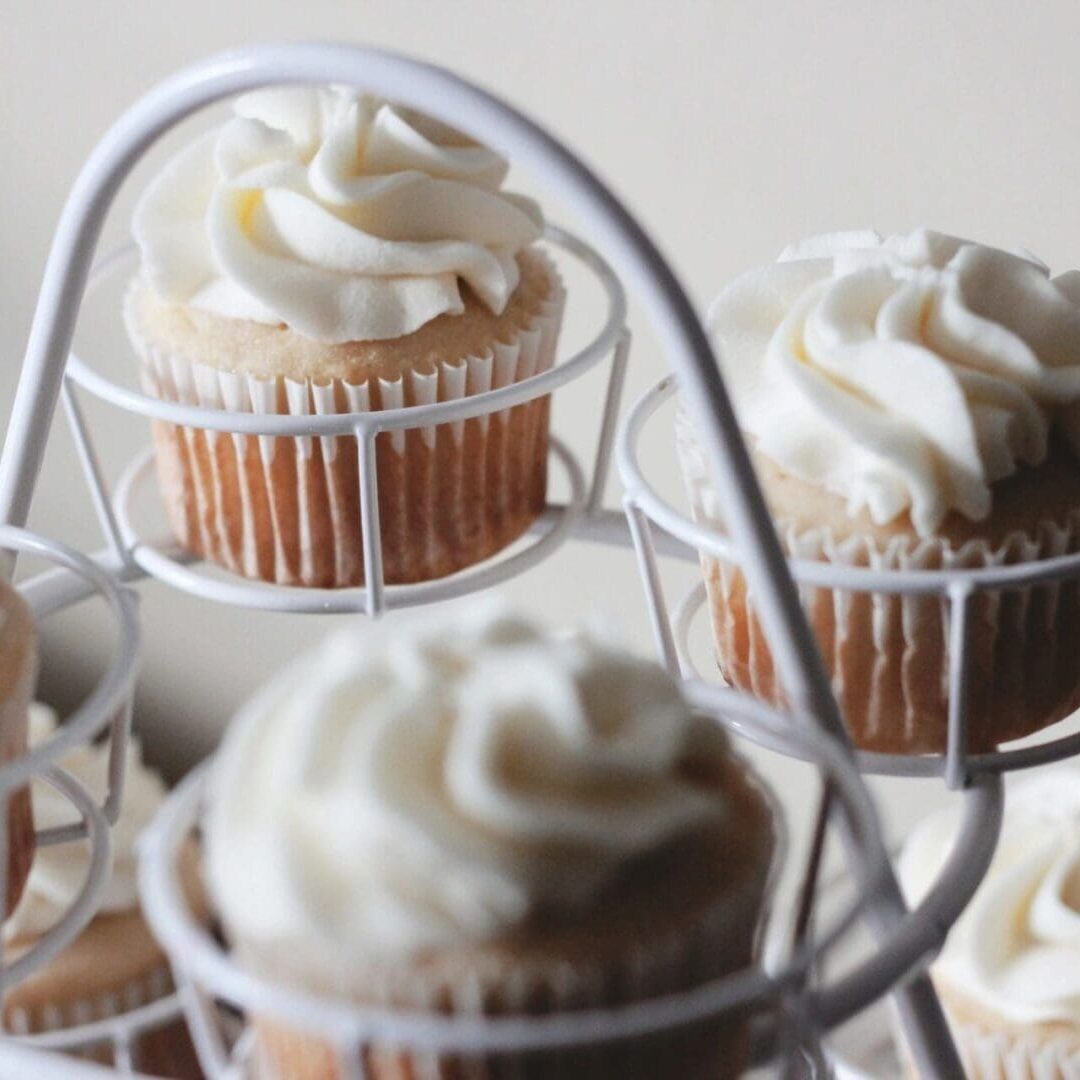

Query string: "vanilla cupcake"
[[5, 705, 203, 1076], [128, 86, 564, 588], [677, 228, 1080, 753], [899, 765, 1080, 1077], [0, 579, 35, 915], [205, 608, 777, 1079]]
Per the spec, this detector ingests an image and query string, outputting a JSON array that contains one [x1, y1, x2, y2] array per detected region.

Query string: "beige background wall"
[[5, 0, 1080, 843]]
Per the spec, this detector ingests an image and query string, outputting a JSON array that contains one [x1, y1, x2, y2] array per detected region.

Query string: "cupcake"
[[127, 86, 564, 588], [676, 228, 1080, 754], [899, 765, 1080, 1077], [0, 578, 35, 915], [4, 704, 204, 1077], [205, 607, 778, 1079]]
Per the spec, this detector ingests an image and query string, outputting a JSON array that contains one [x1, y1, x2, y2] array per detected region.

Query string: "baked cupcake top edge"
[[702, 228, 1080, 539], [132, 85, 545, 345], [205, 606, 750, 964]]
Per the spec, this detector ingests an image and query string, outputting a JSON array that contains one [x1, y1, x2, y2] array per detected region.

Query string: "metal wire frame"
[[0, 527, 141, 1010], [16, 992, 185, 1075], [60, 229, 628, 616], [620, 375, 1080, 789], [0, 42, 963, 1075], [137, 689, 953, 1078]]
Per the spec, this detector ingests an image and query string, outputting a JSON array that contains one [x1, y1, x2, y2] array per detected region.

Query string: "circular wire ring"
[[0, 526, 139, 795], [621, 378, 1080, 779], [138, 693, 951, 1072], [4, 765, 112, 991], [66, 226, 625, 439]]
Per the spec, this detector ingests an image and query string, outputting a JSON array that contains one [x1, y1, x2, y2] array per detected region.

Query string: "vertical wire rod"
[[624, 498, 680, 674], [945, 583, 975, 792], [586, 328, 632, 516], [103, 687, 134, 827], [175, 967, 230, 1078], [111, 1028, 135, 1075], [780, 774, 833, 1076], [356, 428, 385, 618], [60, 378, 132, 570]]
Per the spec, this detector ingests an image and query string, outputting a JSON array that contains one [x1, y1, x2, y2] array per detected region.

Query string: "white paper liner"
[[893, 998, 1080, 1080], [125, 260, 566, 588], [954, 1023, 1080, 1079], [244, 894, 759, 1080], [675, 409, 1080, 754], [232, 772, 775, 1080], [4, 961, 174, 1037]]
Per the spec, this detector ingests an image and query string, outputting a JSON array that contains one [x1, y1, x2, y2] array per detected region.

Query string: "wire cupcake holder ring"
[[0, 39, 1039, 1078], [0, 526, 139, 1010], [136, 691, 918, 1078], [619, 375, 1080, 788], [60, 226, 628, 616]]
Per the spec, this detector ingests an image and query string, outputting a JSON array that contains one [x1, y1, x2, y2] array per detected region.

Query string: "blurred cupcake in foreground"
[[0, 578, 35, 915], [677, 228, 1080, 753], [205, 607, 778, 1079], [127, 85, 563, 589], [5, 704, 204, 1077], [899, 765, 1080, 1077]]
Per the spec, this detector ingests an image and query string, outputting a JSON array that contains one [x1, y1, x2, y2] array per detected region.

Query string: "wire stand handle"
[[0, 42, 961, 1077]]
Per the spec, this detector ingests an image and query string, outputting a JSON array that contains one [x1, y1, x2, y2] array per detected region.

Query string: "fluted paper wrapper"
[[5, 962, 199, 1077], [127, 280, 565, 588], [239, 888, 757, 1080], [952, 1022, 1080, 1079], [895, 996, 1080, 1080], [675, 411, 1080, 754], [1, 643, 35, 917]]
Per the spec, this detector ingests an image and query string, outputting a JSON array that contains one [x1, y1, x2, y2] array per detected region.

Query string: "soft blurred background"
[[5, 0, 1080, 856]]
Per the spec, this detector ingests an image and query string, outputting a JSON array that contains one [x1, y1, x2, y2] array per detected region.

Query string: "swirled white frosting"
[[5, 704, 167, 940], [205, 608, 731, 958], [708, 228, 1080, 536], [133, 85, 544, 343], [899, 766, 1080, 1025]]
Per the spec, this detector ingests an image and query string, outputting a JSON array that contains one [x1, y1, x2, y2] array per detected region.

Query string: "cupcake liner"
[[232, 760, 776, 1080], [675, 411, 1080, 754], [243, 889, 756, 1080], [893, 995, 1080, 1079], [126, 268, 566, 588], [5, 961, 173, 1036], [1, 641, 35, 917], [952, 1023, 1080, 1079], [5, 961, 200, 1077]]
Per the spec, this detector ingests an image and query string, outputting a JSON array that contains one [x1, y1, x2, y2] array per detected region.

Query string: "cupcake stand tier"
[[0, 41, 1066, 1078]]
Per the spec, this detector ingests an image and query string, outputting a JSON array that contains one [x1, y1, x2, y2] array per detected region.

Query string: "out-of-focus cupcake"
[[677, 228, 1080, 753], [4, 704, 204, 1077], [0, 578, 36, 915], [127, 86, 564, 588], [899, 765, 1080, 1077], [205, 608, 778, 1079]]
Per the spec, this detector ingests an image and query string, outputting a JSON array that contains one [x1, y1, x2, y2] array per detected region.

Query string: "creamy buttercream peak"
[[133, 85, 544, 343], [205, 607, 732, 959], [707, 228, 1080, 536]]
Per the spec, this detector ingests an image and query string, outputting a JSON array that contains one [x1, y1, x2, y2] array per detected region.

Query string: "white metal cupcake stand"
[[1, 41, 1076, 1078]]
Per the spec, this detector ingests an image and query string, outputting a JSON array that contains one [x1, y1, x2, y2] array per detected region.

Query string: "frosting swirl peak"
[[205, 608, 732, 959], [133, 86, 544, 343], [899, 766, 1080, 1025], [709, 228, 1080, 536]]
